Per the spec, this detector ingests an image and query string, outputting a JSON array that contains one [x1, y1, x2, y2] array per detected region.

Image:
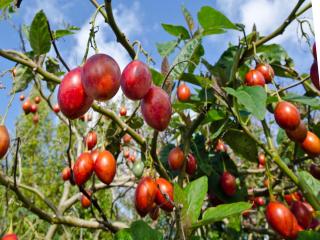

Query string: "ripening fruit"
[[120, 106, 127, 116], [135, 176, 157, 217], [215, 139, 227, 153], [91, 149, 99, 164], [155, 178, 174, 212], [94, 150, 116, 185], [310, 61, 320, 90], [123, 134, 132, 144], [186, 153, 197, 175], [274, 101, 300, 130], [220, 172, 237, 197], [310, 163, 320, 180], [266, 201, 301, 239], [168, 147, 184, 171], [2, 233, 18, 240], [286, 121, 307, 142], [129, 155, 136, 162], [258, 153, 266, 166], [177, 83, 191, 101], [284, 192, 302, 206], [53, 104, 60, 113], [73, 152, 94, 186], [245, 69, 265, 86], [124, 150, 130, 159], [291, 201, 313, 229], [84, 131, 97, 150], [254, 196, 265, 206], [81, 191, 92, 208], [120, 60, 152, 100], [58, 67, 93, 119], [34, 96, 41, 104], [313, 43, 317, 60], [61, 167, 71, 181], [263, 178, 269, 188], [149, 203, 160, 221], [132, 161, 144, 178], [32, 114, 39, 124], [255, 63, 274, 83], [82, 54, 121, 101], [300, 131, 320, 157], [0, 125, 10, 159], [141, 86, 172, 131], [30, 104, 37, 114], [22, 99, 31, 114], [19, 95, 25, 101]]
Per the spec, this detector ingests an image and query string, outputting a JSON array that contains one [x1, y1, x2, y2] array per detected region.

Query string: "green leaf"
[[156, 40, 179, 57], [297, 231, 320, 240], [180, 73, 211, 88], [11, 64, 34, 94], [188, 43, 204, 73], [197, 6, 238, 36], [53, 25, 80, 39], [0, 0, 12, 9], [29, 10, 51, 55], [298, 171, 320, 198], [283, 93, 320, 107], [203, 109, 225, 123], [115, 221, 163, 240], [224, 129, 258, 162], [225, 86, 267, 120], [150, 68, 164, 86], [129, 116, 144, 129], [162, 23, 190, 40], [184, 176, 208, 224], [192, 202, 251, 228], [181, 5, 194, 32], [170, 37, 201, 80], [173, 183, 188, 222]]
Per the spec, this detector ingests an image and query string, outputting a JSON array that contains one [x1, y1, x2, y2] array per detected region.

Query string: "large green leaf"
[[156, 40, 179, 57], [297, 231, 320, 240], [184, 176, 208, 224], [197, 6, 237, 35], [224, 129, 258, 162], [181, 5, 194, 32], [283, 93, 320, 108], [298, 171, 320, 198], [11, 64, 34, 94], [170, 37, 201, 80], [174, 183, 188, 223], [192, 202, 251, 228], [225, 86, 267, 120], [149, 68, 164, 86], [180, 73, 211, 88], [29, 10, 51, 55], [162, 23, 190, 40], [114, 221, 163, 240]]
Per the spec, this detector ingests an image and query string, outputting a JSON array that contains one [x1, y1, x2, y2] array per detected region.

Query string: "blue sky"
[[0, 0, 314, 133]]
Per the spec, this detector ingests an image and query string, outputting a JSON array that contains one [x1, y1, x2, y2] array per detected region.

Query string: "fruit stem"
[[271, 79, 282, 102]]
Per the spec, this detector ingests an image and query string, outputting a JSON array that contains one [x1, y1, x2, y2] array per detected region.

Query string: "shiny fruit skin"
[[286, 122, 307, 142], [2, 233, 18, 240], [141, 86, 172, 131], [58, 67, 93, 119], [53, 104, 60, 113], [186, 153, 197, 175], [0, 125, 10, 159], [255, 63, 274, 83], [124, 151, 130, 159], [291, 201, 313, 229], [30, 104, 37, 114], [120, 107, 127, 116], [82, 54, 121, 101], [266, 201, 300, 239], [254, 197, 265, 206], [19, 95, 24, 101], [61, 167, 71, 181], [245, 69, 265, 86], [91, 149, 99, 164], [123, 134, 132, 144], [34, 96, 41, 104], [149, 203, 160, 221], [310, 163, 320, 180], [300, 131, 320, 157], [168, 147, 184, 171], [215, 139, 227, 152], [155, 178, 174, 212], [177, 83, 191, 101], [73, 152, 94, 186], [220, 172, 237, 197], [310, 61, 320, 90], [258, 153, 266, 166], [120, 60, 152, 100], [284, 192, 302, 206], [132, 161, 144, 178], [313, 43, 317, 60], [274, 101, 300, 130], [84, 131, 97, 150], [22, 99, 31, 114], [94, 150, 116, 185], [81, 191, 91, 208], [135, 176, 157, 217]]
